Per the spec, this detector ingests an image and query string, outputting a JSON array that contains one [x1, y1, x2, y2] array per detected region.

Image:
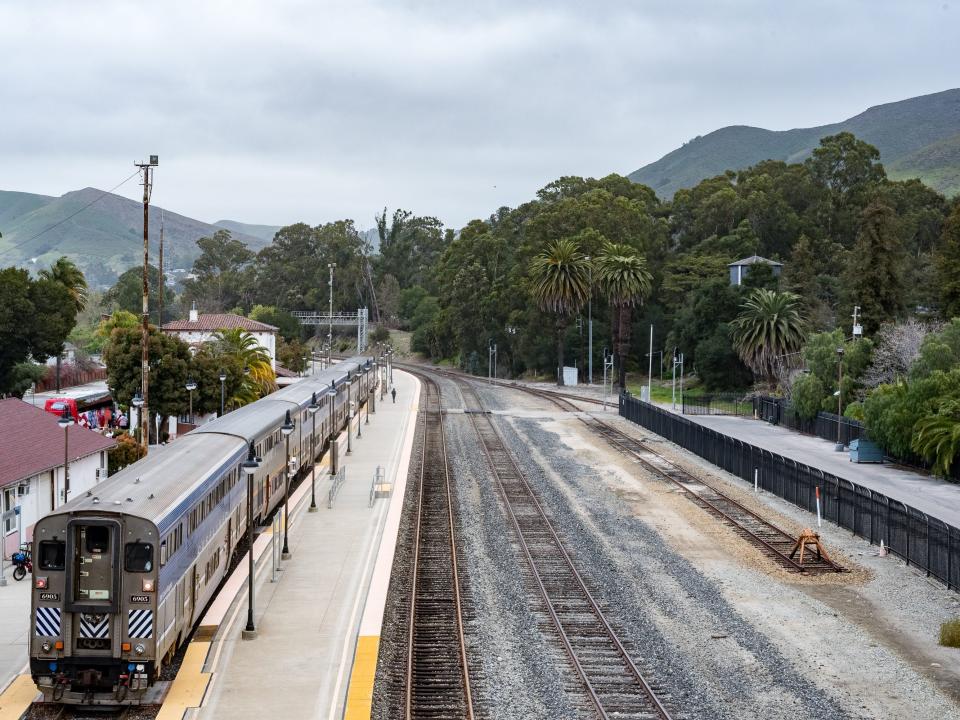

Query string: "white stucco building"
[[0, 398, 116, 557], [161, 305, 279, 369]]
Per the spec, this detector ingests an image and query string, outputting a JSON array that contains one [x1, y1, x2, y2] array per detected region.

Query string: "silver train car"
[[29, 356, 375, 704]]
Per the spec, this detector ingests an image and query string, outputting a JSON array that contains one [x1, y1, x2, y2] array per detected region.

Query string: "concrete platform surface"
[[683, 413, 960, 528], [0, 565, 31, 693], [196, 370, 419, 720]]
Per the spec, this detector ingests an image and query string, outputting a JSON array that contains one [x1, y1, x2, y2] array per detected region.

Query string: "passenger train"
[[29, 356, 375, 704]]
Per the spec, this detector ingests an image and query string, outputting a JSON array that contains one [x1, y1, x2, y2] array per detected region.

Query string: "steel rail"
[[453, 376, 673, 720], [404, 374, 475, 720]]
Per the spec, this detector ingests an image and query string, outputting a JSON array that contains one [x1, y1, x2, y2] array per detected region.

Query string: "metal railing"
[[682, 393, 753, 417], [369, 465, 386, 507], [328, 466, 346, 509], [621, 393, 960, 592]]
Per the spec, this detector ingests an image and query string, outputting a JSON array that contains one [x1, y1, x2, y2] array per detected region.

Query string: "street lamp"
[[835, 346, 845, 451], [307, 392, 320, 512], [586, 256, 593, 384], [328, 262, 336, 366], [346, 371, 353, 455], [219, 370, 227, 416], [131, 392, 145, 447], [281, 410, 295, 559], [365, 361, 372, 423], [58, 407, 74, 506], [327, 384, 337, 476], [241, 441, 259, 639], [185, 378, 197, 424]]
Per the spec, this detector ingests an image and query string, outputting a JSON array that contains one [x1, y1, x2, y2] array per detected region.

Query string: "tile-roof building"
[[161, 304, 279, 369], [0, 398, 116, 557]]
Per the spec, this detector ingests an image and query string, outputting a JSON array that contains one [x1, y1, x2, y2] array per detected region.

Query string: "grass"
[[940, 618, 960, 648], [625, 376, 707, 404]]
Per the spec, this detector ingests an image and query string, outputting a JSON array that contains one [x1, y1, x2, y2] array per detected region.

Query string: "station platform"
[[189, 369, 420, 720]]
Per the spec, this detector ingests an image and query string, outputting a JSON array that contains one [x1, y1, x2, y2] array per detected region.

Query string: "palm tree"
[[209, 328, 277, 406], [595, 242, 653, 388], [912, 402, 960, 477], [731, 289, 806, 381], [39, 256, 87, 313], [529, 238, 590, 385]]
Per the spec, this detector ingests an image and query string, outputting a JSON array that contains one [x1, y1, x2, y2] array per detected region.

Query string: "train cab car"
[[30, 511, 160, 702]]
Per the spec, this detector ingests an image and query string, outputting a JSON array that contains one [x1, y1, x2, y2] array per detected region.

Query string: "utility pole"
[[328, 263, 336, 366], [135, 156, 158, 452], [647, 324, 653, 402], [852, 305, 862, 340], [587, 259, 593, 384], [158, 210, 164, 326]]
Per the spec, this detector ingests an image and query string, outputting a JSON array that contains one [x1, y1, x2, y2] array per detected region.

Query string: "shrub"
[[792, 373, 826, 420], [940, 618, 960, 648], [108, 432, 146, 475], [370, 326, 391, 343]]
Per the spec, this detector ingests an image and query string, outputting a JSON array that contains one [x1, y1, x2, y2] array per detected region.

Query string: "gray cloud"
[[1, 0, 957, 229]]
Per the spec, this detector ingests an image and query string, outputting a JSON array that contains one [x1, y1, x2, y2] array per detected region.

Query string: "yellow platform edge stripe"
[[343, 636, 380, 719], [156, 641, 211, 720], [0, 675, 39, 720]]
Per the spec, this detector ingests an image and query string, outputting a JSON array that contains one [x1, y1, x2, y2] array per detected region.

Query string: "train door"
[[176, 579, 185, 637]]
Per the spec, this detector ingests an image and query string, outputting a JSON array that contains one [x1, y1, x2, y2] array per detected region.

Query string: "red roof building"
[[161, 305, 279, 370], [0, 398, 117, 555]]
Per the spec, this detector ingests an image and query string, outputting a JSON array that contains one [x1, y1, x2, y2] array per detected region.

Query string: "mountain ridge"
[[629, 87, 960, 198]]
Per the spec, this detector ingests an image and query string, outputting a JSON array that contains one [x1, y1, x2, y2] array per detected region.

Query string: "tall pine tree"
[[843, 202, 905, 334], [935, 202, 960, 319]]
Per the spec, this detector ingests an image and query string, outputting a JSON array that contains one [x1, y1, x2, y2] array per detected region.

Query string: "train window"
[[85, 526, 110, 553], [160, 541, 168, 566], [38, 540, 65, 570], [124, 542, 153, 572]]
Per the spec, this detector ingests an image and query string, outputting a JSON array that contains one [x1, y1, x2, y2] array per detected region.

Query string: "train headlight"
[[41, 641, 52, 653], [134, 644, 145, 655], [142, 578, 155, 592]]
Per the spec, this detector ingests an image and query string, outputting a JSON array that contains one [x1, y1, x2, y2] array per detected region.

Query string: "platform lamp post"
[[58, 407, 74, 507], [307, 392, 320, 512], [131, 392, 145, 448], [365, 361, 372, 422], [185, 378, 197, 424], [327, 384, 337, 476], [346, 371, 353, 455], [241, 442, 259, 639], [219, 370, 227, 416], [281, 410, 295, 559], [835, 346, 845, 451]]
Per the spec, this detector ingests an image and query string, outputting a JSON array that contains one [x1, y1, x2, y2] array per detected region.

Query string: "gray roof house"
[[728, 255, 783, 286]]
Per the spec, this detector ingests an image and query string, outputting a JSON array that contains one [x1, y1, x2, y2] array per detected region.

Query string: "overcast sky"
[[1, 0, 957, 230]]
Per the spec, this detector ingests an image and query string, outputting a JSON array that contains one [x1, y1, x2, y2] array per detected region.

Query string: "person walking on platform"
[[391, 387, 397, 404]]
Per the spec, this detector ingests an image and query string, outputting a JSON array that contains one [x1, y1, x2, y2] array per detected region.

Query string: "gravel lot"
[[375, 373, 960, 719]]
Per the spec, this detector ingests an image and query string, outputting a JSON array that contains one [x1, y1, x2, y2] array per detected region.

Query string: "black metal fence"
[[682, 393, 753, 417], [620, 393, 960, 592]]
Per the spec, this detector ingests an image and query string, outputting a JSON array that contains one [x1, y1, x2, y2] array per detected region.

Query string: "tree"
[[39, 256, 88, 313], [912, 401, 960, 477], [731, 289, 806, 381], [935, 202, 960, 318], [103, 265, 176, 322], [208, 328, 276, 404], [695, 324, 752, 390], [376, 209, 449, 291], [277, 337, 308, 374], [182, 230, 254, 312], [842, 202, 905, 334], [248, 305, 300, 341], [863, 319, 935, 388], [529, 238, 590, 385], [792, 373, 827, 420], [0, 268, 77, 396], [376, 274, 401, 327], [101, 326, 193, 442], [594, 241, 652, 387]]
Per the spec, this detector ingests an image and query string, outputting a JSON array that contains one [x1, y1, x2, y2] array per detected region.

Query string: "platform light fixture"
[[281, 410, 295, 559], [307, 392, 320, 512]]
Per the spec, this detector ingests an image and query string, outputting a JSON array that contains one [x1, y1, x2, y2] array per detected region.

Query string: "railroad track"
[[516, 386, 844, 575], [404, 374, 475, 720], [452, 376, 675, 720]]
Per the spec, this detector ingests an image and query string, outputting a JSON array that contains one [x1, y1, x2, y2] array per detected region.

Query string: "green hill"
[[629, 88, 960, 197], [0, 189, 271, 287], [213, 219, 281, 243]]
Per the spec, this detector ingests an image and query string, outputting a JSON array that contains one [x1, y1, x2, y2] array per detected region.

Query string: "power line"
[[0, 170, 141, 259]]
